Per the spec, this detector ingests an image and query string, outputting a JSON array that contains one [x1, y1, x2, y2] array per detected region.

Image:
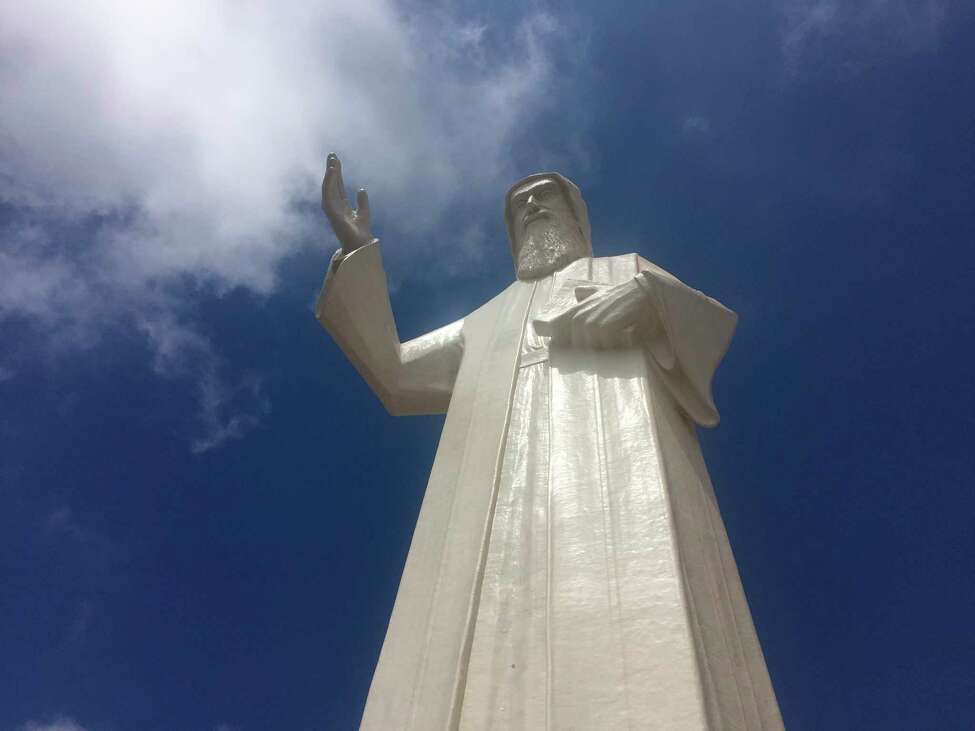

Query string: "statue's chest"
[[519, 257, 637, 365]]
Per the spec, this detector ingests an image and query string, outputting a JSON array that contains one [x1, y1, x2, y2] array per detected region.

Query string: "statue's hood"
[[504, 172, 592, 259]]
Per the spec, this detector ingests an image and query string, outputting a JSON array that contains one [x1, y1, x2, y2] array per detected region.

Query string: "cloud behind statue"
[[0, 0, 580, 448]]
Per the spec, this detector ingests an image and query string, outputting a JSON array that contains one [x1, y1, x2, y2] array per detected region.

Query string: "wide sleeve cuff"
[[636, 265, 737, 427]]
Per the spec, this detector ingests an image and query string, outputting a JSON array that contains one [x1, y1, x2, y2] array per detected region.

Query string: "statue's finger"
[[356, 189, 370, 224], [322, 180, 345, 219], [323, 167, 353, 222], [323, 165, 338, 202], [555, 300, 590, 343], [324, 154, 347, 201], [536, 310, 569, 343], [321, 172, 332, 213], [574, 285, 600, 302], [335, 158, 348, 202]]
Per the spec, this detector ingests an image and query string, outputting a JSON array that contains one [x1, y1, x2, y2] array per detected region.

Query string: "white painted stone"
[[317, 154, 784, 730]]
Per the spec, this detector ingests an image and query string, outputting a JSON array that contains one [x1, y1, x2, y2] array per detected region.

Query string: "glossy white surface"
[[316, 160, 783, 730]]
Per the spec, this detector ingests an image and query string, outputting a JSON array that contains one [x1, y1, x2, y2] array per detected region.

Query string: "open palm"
[[322, 153, 373, 252]]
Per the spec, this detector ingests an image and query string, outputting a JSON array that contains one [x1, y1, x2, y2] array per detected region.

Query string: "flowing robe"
[[316, 242, 783, 730]]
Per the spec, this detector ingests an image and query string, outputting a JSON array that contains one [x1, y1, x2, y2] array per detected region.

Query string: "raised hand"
[[322, 153, 374, 253]]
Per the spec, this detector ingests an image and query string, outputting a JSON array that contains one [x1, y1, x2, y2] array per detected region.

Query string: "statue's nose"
[[526, 194, 540, 210]]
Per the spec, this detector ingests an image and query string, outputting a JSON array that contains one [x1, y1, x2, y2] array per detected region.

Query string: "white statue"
[[317, 153, 784, 730]]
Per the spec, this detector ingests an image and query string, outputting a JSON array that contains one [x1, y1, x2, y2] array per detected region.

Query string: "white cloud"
[[191, 369, 269, 454], [139, 312, 270, 452], [681, 115, 712, 137], [0, 0, 567, 291], [782, 0, 949, 78], [44, 505, 91, 543], [21, 718, 89, 731], [0, 0, 578, 449]]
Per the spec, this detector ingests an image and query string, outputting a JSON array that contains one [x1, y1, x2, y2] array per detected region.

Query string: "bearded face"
[[509, 178, 590, 280]]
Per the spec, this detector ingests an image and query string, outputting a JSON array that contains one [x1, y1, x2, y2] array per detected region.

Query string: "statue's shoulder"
[[603, 252, 647, 267], [465, 278, 529, 324], [585, 252, 653, 268], [574, 252, 674, 283], [605, 251, 682, 283]]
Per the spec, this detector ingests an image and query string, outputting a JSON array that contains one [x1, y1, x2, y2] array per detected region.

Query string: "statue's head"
[[505, 172, 592, 280]]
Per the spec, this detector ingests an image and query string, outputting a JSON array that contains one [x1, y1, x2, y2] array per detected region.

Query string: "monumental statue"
[[316, 153, 783, 730]]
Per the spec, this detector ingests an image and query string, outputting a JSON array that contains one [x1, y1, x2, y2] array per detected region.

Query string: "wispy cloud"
[[139, 313, 270, 452], [0, 1, 581, 449], [43, 505, 94, 544], [40, 505, 114, 643], [782, 0, 949, 79], [191, 369, 269, 454], [21, 718, 89, 731], [681, 115, 713, 138]]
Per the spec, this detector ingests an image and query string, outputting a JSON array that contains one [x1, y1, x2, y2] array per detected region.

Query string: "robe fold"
[[316, 242, 783, 730]]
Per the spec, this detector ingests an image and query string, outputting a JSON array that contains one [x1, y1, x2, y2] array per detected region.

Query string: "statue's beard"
[[515, 222, 589, 280]]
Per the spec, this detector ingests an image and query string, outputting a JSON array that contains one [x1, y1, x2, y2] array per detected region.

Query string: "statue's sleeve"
[[636, 257, 738, 427], [314, 241, 464, 416]]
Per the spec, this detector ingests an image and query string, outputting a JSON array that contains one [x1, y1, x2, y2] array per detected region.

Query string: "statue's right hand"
[[322, 153, 374, 254]]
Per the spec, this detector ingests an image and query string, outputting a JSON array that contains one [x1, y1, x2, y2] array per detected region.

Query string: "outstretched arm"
[[316, 154, 464, 416]]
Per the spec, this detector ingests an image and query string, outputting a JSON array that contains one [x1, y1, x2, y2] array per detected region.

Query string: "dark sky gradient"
[[2, 2, 975, 729]]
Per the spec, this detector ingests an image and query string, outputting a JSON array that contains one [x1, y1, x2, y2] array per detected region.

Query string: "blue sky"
[[2, 1, 974, 729]]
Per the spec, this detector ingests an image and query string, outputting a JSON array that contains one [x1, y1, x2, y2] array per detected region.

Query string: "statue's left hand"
[[546, 278, 657, 350]]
